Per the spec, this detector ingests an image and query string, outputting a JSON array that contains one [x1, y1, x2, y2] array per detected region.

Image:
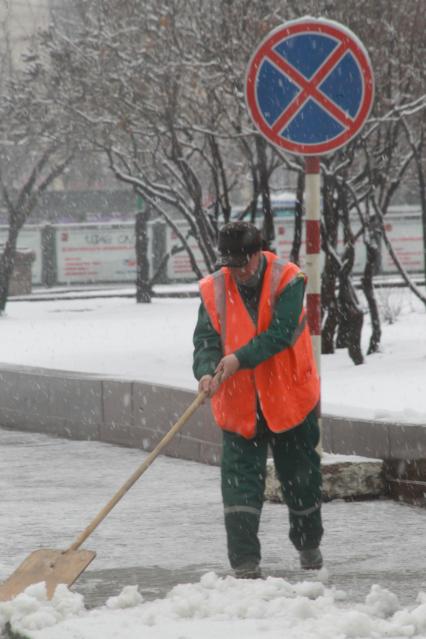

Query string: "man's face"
[[230, 251, 261, 283]]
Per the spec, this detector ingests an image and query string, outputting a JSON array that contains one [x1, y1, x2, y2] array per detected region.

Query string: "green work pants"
[[221, 409, 323, 570]]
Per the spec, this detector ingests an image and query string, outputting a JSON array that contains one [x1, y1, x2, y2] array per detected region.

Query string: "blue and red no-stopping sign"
[[245, 17, 374, 156]]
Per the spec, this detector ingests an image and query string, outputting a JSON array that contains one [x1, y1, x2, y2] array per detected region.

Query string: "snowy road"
[[1, 427, 425, 610]]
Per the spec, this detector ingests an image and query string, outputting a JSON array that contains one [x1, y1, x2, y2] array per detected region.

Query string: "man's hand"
[[214, 353, 240, 384], [198, 355, 240, 398], [198, 374, 221, 398]]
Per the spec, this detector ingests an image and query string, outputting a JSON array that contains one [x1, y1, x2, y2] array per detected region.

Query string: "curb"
[[0, 363, 424, 504], [265, 457, 385, 503]]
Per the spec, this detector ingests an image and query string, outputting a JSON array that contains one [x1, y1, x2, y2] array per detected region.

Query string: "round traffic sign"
[[245, 17, 375, 156]]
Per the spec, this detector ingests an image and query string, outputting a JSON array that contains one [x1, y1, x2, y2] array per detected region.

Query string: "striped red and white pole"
[[305, 156, 321, 450], [304, 156, 321, 374]]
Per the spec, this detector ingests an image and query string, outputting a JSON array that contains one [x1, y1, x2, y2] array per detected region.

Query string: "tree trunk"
[[335, 243, 364, 365], [335, 184, 364, 365], [335, 244, 364, 365], [0, 227, 19, 313], [256, 137, 274, 249], [321, 296, 338, 354], [320, 180, 339, 354], [135, 208, 151, 304], [290, 170, 304, 265], [362, 242, 382, 354], [321, 255, 338, 354], [336, 280, 364, 365]]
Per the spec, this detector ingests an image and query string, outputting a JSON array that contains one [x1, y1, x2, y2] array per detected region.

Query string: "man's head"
[[216, 221, 263, 283], [216, 221, 262, 268]]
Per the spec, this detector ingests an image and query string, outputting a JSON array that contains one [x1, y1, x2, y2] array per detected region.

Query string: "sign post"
[[304, 156, 322, 371], [245, 16, 374, 433]]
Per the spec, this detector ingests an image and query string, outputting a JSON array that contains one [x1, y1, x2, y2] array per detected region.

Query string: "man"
[[193, 220, 323, 579]]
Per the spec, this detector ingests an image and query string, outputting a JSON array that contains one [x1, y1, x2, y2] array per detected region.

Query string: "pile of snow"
[[0, 582, 85, 634], [1, 574, 426, 639]]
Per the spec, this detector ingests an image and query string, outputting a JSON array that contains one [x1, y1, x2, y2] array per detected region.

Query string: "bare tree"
[[35, 0, 290, 297], [0, 1, 75, 313], [282, 0, 426, 362], [26, 0, 426, 362]]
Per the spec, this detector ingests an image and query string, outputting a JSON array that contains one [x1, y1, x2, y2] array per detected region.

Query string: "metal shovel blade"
[[0, 548, 96, 601]]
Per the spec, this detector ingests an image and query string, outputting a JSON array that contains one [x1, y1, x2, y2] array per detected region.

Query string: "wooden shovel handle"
[[68, 391, 206, 552]]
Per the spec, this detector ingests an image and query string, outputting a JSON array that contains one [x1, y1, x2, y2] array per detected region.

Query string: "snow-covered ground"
[[4, 577, 426, 639], [0, 286, 426, 638], [0, 428, 426, 639], [1, 286, 425, 423]]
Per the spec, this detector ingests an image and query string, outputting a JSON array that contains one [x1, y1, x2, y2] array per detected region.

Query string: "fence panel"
[[0, 225, 43, 284], [54, 223, 143, 284]]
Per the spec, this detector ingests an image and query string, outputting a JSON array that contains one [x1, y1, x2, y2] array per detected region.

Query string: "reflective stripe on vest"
[[211, 269, 226, 351], [224, 505, 261, 517]]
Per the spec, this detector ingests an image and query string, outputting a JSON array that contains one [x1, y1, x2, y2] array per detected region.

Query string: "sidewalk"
[[1, 427, 425, 611]]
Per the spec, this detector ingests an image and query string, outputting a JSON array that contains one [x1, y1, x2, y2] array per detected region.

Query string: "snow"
[[0, 286, 426, 638], [0, 430, 425, 639], [321, 452, 381, 465], [1, 574, 426, 639], [0, 286, 425, 424]]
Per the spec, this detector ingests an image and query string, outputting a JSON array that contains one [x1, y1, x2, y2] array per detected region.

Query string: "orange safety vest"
[[199, 251, 320, 439]]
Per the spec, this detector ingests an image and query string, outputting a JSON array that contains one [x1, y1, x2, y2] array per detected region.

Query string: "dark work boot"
[[234, 562, 263, 579], [299, 548, 323, 570]]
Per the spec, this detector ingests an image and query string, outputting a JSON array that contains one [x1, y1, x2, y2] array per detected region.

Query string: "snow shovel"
[[0, 391, 206, 601]]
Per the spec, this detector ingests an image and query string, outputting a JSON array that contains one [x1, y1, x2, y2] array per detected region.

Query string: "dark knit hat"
[[216, 221, 262, 267]]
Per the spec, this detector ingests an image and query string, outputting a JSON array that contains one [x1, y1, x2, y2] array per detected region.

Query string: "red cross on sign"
[[245, 18, 375, 156]]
